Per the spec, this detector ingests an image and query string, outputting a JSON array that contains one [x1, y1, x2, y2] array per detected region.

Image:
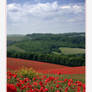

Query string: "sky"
[[7, 0, 85, 34]]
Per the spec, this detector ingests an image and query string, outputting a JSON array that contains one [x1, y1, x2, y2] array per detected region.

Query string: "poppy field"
[[7, 1, 86, 91], [7, 68, 85, 92], [7, 58, 85, 74], [7, 58, 85, 92]]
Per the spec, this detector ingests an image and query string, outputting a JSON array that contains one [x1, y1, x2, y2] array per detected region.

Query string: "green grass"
[[59, 47, 85, 55], [45, 74, 85, 83], [62, 74, 85, 83], [8, 45, 25, 53], [7, 35, 28, 41]]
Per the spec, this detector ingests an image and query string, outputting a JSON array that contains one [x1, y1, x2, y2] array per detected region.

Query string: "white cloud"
[[7, 3, 20, 10], [60, 5, 71, 9], [7, 2, 84, 22], [7, 3, 25, 22], [7, 2, 85, 34]]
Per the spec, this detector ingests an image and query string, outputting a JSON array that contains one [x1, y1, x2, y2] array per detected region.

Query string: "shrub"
[[17, 68, 38, 79]]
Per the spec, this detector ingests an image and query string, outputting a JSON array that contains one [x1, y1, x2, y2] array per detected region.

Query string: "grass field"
[[45, 74, 85, 83], [7, 45, 25, 53], [7, 35, 28, 41], [59, 47, 85, 55]]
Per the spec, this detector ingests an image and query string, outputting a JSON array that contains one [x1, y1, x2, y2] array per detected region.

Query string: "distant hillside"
[[7, 32, 85, 53], [7, 57, 85, 74], [7, 33, 85, 66]]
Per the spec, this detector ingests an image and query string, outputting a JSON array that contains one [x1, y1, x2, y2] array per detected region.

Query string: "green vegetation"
[[7, 35, 28, 41], [59, 47, 85, 55], [7, 69, 85, 92], [8, 45, 25, 53], [46, 74, 85, 83], [17, 68, 39, 79], [7, 51, 85, 66], [7, 33, 85, 67]]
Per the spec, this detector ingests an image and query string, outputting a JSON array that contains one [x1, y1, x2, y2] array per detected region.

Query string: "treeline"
[[7, 33, 85, 66], [26, 33, 85, 48], [7, 36, 85, 54], [7, 50, 85, 67], [7, 33, 85, 55]]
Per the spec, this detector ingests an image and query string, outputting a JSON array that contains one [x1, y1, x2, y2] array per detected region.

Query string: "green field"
[[7, 35, 28, 41], [46, 74, 85, 83], [59, 47, 85, 55], [8, 45, 25, 53], [7, 33, 85, 67]]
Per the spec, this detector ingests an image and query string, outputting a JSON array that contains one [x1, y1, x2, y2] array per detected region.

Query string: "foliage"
[[59, 47, 85, 55], [7, 33, 85, 67], [17, 68, 39, 79], [7, 50, 85, 66], [7, 71, 85, 92], [7, 33, 85, 53]]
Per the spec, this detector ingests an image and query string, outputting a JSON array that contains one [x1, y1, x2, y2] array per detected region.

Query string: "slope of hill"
[[7, 33, 85, 66], [59, 47, 85, 55], [7, 58, 85, 74]]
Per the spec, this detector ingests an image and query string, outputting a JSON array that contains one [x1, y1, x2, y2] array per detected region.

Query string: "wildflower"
[[56, 90, 60, 92], [49, 76, 55, 81], [26, 89, 33, 92], [68, 82, 71, 87], [83, 84, 85, 90], [77, 87, 81, 92], [26, 83, 32, 88], [16, 83, 22, 88], [68, 79, 73, 83], [65, 87, 68, 92], [56, 84, 59, 88], [24, 78, 30, 83], [33, 88, 39, 92], [51, 86, 53, 90], [7, 84, 17, 92], [33, 77, 36, 81], [19, 80, 25, 85], [43, 75, 46, 79], [77, 82, 82, 87], [12, 74, 17, 78], [44, 88, 48, 91], [21, 86, 26, 90], [64, 79, 68, 82], [57, 72, 61, 75], [40, 87, 44, 92], [33, 82, 38, 86], [39, 81, 43, 86]]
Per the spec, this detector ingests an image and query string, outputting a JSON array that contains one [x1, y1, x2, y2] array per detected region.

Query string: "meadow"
[[7, 58, 85, 92], [59, 47, 85, 55], [7, 33, 85, 92]]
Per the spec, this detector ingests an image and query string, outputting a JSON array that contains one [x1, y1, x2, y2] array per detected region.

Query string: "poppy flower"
[[7, 84, 17, 92]]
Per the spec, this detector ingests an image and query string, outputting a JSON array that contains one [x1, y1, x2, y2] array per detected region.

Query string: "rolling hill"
[[7, 57, 85, 74]]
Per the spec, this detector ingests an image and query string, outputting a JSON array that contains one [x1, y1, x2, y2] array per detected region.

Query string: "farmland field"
[[7, 58, 85, 74], [7, 33, 85, 92], [7, 45, 25, 53], [7, 33, 85, 66], [7, 57, 85, 80], [7, 35, 27, 41], [59, 47, 85, 55], [7, 0, 85, 90]]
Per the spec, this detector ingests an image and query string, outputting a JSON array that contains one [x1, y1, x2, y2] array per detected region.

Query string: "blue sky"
[[7, 0, 85, 4], [7, 0, 85, 34]]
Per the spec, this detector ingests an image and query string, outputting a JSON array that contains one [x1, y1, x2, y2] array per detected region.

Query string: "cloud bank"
[[7, 1, 85, 34]]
